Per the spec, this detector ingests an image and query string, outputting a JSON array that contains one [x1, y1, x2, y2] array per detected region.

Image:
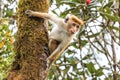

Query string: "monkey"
[[25, 10, 84, 68]]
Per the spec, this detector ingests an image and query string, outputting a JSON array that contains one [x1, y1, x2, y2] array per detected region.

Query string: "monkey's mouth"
[[70, 30, 75, 34], [69, 29, 75, 34]]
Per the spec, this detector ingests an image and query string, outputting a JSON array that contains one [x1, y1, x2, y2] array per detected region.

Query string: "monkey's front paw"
[[25, 10, 33, 17]]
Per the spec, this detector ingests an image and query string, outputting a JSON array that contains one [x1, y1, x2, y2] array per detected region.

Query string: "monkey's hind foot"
[[46, 57, 54, 68]]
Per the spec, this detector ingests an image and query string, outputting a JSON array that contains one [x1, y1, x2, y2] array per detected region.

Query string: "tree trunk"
[[6, 0, 49, 80], [0, 0, 1, 24]]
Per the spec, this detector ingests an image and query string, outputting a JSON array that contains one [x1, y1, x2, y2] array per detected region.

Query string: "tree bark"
[[6, 0, 49, 80], [0, 0, 1, 24]]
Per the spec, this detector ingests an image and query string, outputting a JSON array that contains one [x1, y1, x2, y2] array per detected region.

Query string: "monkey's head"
[[65, 15, 84, 34]]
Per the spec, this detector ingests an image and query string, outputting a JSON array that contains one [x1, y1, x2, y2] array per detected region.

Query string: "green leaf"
[[5, 9, 14, 17], [108, 26, 120, 31], [105, 7, 111, 14], [95, 68, 104, 77], [100, 12, 107, 20], [74, 77, 80, 80], [65, 66, 70, 72], [100, 12, 120, 22], [66, 49, 75, 55], [67, 57, 79, 65], [87, 32, 100, 38], [82, 54, 93, 60], [69, 72, 77, 77], [71, 41, 78, 48], [103, 1, 113, 8], [81, 40, 88, 47], [86, 62, 96, 73]]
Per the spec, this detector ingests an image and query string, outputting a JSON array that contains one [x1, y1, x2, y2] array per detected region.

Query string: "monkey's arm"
[[25, 10, 64, 24]]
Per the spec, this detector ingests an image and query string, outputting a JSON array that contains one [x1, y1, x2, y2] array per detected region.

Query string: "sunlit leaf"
[[0, 41, 5, 48], [9, 37, 14, 44], [2, 18, 9, 25], [5, 32, 11, 37]]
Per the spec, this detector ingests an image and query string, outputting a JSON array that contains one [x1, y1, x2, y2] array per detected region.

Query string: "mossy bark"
[[0, 0, 1, 24], [6, 0, 49, 80]]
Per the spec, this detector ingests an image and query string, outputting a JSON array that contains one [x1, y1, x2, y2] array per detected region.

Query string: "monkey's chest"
[[50, 30, 71, 42], [58, 31, 69, 39]]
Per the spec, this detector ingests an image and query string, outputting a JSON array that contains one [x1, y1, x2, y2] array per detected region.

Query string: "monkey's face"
[[67, 20, 80, 34]]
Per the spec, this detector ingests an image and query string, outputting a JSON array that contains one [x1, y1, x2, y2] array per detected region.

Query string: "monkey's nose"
[[71, 29, 76, 34]]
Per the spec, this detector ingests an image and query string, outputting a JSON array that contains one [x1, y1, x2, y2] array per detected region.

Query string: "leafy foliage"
[[1, 0, 120, 80], [0, 18, 15, 79], [48, 0, 120, 80], [0, 0, 16, 79]]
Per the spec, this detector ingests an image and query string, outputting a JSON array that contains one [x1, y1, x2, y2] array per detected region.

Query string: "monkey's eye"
[[76, 25, 79, 28], [72, 23, 76, 26]]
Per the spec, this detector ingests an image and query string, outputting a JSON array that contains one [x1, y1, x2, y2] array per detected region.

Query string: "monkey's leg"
[[47, 41, 70, 66], [46, 41, 70, 79], [49, 39, 60, 53]]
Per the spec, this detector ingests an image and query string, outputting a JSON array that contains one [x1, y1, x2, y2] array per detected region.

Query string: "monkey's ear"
[[64, 17, 69, 23]]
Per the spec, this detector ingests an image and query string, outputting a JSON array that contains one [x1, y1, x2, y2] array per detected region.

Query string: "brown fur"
[[70, 15, 84, 26], [49, 39, 60, 53]]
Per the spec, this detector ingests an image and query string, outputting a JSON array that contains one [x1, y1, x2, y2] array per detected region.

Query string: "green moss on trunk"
[[6, 0, 49, 80]]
